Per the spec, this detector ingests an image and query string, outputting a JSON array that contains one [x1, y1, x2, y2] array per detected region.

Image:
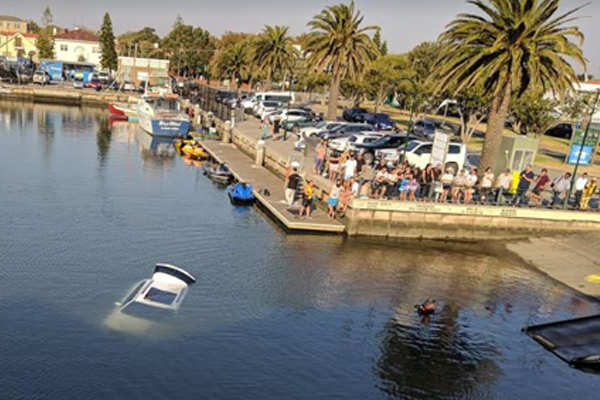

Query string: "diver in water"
[[416, 299, 436, 315]]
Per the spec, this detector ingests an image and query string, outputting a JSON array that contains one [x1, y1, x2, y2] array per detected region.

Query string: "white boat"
[[136, 93, 191, 137]]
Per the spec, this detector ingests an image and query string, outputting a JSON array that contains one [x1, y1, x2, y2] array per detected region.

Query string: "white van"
[[243, 92, 294, 110]]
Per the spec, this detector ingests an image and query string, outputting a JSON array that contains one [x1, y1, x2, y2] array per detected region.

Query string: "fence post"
[[256, 140, 266, 166]]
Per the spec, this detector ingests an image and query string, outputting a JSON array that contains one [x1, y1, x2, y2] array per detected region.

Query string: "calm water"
[[1, 101, 599, 400]]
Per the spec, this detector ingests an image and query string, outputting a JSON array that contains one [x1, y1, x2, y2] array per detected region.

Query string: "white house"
[[53, 27, 101, 68]]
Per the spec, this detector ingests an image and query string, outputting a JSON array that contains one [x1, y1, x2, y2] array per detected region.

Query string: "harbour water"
[[1, 101, 599, 400]]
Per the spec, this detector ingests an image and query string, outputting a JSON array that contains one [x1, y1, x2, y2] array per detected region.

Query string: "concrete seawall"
[[0, 86, 138, 106], [346, 199, 600, 240]]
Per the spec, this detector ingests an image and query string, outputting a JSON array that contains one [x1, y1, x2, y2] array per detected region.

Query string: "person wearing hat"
[[580, 177, 598, 211]]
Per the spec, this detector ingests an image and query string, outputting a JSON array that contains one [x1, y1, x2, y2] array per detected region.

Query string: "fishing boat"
[[228, 182, 256, 205], [137, 93, 191, 138]]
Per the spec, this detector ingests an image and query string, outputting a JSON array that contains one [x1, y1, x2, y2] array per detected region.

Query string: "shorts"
[[443, 184, 451, 190], [532, 189, 542, 196], [328, 198, 339, 207], [302, 196, 313, 207]]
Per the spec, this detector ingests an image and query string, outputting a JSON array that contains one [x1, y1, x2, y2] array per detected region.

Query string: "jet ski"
[[203, 162, 233, 185], [228, 182, 256, 205]]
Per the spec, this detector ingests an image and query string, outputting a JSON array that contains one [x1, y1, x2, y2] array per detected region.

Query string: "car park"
[[343, 107, 369, 122], [354, 134, 418, 164], [318, 123, 372, 141], [364, 113, 397, 131]]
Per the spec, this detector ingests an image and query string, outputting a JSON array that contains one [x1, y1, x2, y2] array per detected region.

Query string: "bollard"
[[255, 140, 266, 166], [222, 121, 232, 144], [195, 105, 201, 127]]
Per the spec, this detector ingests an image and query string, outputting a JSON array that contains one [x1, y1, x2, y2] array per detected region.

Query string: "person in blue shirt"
[[513, 164, 535, 206]]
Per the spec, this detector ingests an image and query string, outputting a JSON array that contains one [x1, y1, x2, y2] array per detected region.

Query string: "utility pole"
[[565, 89, 600, 209]]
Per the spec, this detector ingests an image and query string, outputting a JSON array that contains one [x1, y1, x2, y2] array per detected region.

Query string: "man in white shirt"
[[574, 172, 589, 208], [343, 154, 358, 182], [495, 169, 513, 204], [552, 172, 572, 207]]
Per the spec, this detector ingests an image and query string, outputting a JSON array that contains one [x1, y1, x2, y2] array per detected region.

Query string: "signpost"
[[432, 131, 450, 168], [566, 124, 600, 166]]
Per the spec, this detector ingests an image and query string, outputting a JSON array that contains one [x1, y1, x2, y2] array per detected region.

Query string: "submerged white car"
[[104, 264, 196, 334]]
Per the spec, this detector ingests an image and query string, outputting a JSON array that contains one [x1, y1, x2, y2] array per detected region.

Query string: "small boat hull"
[[228, 185, 256, 205]]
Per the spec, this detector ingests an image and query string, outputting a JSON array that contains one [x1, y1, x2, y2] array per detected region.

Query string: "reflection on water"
[[1, 101, 600, 400]]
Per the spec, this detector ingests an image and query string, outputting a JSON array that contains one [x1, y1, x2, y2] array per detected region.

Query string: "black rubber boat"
[[203, 162, 233, 185]]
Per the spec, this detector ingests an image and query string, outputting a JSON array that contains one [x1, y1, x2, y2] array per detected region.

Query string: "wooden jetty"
[[201, 141, 345, 234]]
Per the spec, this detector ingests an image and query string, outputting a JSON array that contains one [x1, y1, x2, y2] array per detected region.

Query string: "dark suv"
[[318, 123, 372, 141], [343, 107, 369, 123], [354, 134, 418, 164], [545, 122, 573, 139]]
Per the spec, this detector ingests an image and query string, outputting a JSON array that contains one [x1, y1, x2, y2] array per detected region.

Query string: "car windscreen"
[[263, 102, 280, 107], [405, 141, 421, 152]]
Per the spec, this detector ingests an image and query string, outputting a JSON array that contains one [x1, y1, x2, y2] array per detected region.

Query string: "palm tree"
[[436, 0, 586, 173], [304, 1, 379, 120], [252, 25, 299, 89], [215, 43, 250, 89]]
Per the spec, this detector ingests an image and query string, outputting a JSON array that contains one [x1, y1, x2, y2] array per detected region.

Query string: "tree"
[[452, 84, 491, 144], [436, 0, 585, 174], [510, 91, 558, 136], [364, 54, 412, 112], [372, 29, 387, 56], [213, 42, 250, 89], [305, 1, 379, 120], [341, 77, 367, 108], [37, 7, 55, 59], [27, 20, 40, 34], [251, 25, 298, 89], [99, 13, 118, 71], [118, 27, 161, 58], [161, 18, 216, 78]]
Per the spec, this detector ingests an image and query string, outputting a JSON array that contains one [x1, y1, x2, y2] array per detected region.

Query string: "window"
[[92, 47, 98, 53], [60, 44, 68, 52], [448, 145, 461, 154], [415, 144, 432, 155], [14, 37, 22, 48]]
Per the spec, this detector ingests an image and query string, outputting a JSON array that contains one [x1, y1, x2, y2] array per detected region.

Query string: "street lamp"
[[283, 74, 293, 141], [564, 89, 600, 209]]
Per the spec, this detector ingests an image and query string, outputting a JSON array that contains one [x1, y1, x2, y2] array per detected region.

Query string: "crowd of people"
[[284, 141, 600, 219]]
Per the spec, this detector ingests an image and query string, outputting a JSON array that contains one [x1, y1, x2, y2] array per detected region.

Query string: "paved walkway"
[[508, 234, 600, 299], [201, 140, 345, 234]]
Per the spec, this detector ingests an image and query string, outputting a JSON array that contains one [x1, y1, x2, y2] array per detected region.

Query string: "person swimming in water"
[[416, 298, 436, 315]]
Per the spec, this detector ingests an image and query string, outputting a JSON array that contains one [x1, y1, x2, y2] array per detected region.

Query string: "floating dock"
[[201, 141, 345, 234]]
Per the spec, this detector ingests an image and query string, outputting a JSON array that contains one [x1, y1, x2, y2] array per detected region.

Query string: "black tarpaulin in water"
[[524, 314, 600, 368]]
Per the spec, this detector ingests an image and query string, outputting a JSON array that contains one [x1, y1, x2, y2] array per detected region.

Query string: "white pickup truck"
[[376, 140, 467, 172]]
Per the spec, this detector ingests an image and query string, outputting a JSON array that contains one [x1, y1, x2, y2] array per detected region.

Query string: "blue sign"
[[567, 144, 593, 166]]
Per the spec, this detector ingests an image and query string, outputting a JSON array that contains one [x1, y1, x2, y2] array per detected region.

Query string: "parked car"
[[545, 122, 574, 139], [318, 123, 372, 141], [343, 107, 369, 122], [364, 113, 397, 131], [268, 108, 313, 124], [255, 101, 283, 120], [97, 71, 111, 84], [282, 117, 320, 134], [354, 134, 418, 164], [120, 81, 136, 92], [328, 132, 385, 152], [86, 75, 103, 91], [301, 121, 346, 138], [378, 140, 466, 172], [412, 119, 439, 139], [32, 71, 51, 85]]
